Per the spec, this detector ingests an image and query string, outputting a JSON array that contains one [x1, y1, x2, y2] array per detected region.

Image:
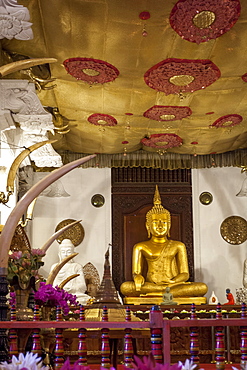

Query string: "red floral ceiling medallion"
[[141, 133, 183, 149], [143, 105, 192, 121], [88, 113, 117, 126], [242, 73, 247, 83], [210, 114, 243, 128], [63, 58, 119, 84], [169, 0, 241, 44], [144, 58, 220, 95]]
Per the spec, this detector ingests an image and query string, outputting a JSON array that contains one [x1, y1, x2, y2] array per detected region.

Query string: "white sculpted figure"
[[50, 239, 90, 305]]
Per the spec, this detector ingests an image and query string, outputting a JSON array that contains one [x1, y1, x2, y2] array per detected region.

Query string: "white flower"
[[178, 359, 202, 370], [0, 352, 48, 370], [232, 364, 247, 370]]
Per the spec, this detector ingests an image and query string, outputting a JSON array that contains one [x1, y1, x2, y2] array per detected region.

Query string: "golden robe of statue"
[[120, 186, 208, 300]]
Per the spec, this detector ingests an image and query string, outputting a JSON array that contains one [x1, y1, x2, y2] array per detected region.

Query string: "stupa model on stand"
[[85, 248, 140, 321]]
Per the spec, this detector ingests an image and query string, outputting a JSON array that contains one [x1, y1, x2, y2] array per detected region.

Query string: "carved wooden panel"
[[112, 167, 191, 184], [10, 224, 31, 252], [111, 167, 193, 292]]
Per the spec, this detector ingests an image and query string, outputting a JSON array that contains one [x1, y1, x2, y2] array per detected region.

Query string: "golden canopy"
[[1, 0, 247, 167]]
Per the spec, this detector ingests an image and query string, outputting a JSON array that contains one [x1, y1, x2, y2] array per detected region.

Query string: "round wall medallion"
[[91, 194, 105, 208], [220, 216, 247, 245], [55, 219, 85, 246], [199, 192, 213, 205]]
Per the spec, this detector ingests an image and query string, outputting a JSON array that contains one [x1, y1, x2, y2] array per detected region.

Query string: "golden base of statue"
[[123, 296, 207, 305]]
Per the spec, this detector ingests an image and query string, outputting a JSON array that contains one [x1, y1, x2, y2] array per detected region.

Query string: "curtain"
[[58, 149, 247, 170]]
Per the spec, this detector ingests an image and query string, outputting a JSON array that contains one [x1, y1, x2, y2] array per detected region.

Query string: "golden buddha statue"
[[120, 186, 208, 305]]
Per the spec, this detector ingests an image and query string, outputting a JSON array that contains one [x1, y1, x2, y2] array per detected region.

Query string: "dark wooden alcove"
[[111, 167, 194, 293]]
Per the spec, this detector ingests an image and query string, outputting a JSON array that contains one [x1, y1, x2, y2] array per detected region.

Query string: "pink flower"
[[10, 251, 23, 260], [60, 358, 92, 370], [8, 249, 45, 286], [31, 248, 46, 257], [133, 354, 182, 370], [22, 260, 31, 267]]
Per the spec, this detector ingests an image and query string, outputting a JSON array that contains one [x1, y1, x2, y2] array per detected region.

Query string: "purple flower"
[[34, 282, 78, 316], [60, 358, 92, 370], [58, 355, 186, 370], [133, 354, 182, 370], [9, 292, 16, 306]]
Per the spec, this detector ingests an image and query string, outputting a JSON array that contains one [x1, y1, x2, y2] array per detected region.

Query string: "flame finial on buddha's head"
[[146, 185, 171, 224]]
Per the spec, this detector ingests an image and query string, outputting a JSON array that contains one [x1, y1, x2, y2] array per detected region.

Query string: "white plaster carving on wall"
[[0, 80, 62, 167], [0, 110, 16, 131], [0, 0, 33, 40], [3, 82, 48, 114], [17, 115, 62, 168]]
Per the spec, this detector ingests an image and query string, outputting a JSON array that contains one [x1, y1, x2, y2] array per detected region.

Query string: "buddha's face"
[[59, 240, 74, 261], [148, 214, 170, 237]]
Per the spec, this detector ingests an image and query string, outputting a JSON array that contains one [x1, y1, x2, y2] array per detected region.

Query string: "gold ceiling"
[[1, 0, 247, 161]]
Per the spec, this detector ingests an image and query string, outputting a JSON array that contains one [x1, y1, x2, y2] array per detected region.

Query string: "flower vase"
[[14, 287, 33, 320], [41, 305, 53, 321], [11, 275, 35, 321]]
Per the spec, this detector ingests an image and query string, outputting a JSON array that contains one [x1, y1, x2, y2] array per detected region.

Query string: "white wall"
[[30, 167, 111, 281], [192, 167, 247, 304]]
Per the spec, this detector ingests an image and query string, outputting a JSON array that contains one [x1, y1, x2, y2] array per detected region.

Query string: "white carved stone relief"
[[0, 80, 62, 168], [0, 110, 16, 131], [0, 0, 33, 40], [3, 82, 47, 114]]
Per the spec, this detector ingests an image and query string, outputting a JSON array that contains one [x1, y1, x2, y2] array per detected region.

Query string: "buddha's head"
[[146, 185, 171, 238], [58, 238, 75, 262]]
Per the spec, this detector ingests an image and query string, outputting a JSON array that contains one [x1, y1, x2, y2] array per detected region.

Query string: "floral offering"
[[7, 249, 45, 287], [58, 356, 201, 370], [0, 352, 48, 370], [34, 282, 78, 315], [132, 355, 182, 370], [0, 353, 245, 370]]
